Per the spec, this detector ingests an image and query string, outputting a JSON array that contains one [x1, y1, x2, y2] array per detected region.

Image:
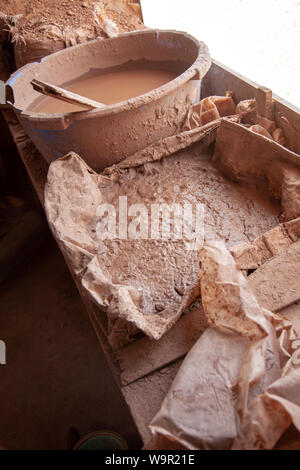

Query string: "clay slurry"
[[31, 68, 177, 113]]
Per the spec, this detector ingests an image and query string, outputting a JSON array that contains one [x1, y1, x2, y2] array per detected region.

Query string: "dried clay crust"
[[45, 137, 282, 347], [0, 0, 144, 67]]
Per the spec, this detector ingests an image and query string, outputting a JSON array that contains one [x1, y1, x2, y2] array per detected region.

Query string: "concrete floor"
[[0, 234, 142, 450]]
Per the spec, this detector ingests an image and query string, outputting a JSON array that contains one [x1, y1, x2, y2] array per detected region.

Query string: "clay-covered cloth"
[[44, 153, 190, 346], [183, 92, 236, 131], [150, 241, 300, 450], [44, 124, 217, 348], [213, 119, 300, 221]]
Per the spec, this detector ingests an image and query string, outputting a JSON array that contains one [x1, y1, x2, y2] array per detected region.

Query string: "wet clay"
[[30, 69, 178, 113], [94, 143, 280, 317]]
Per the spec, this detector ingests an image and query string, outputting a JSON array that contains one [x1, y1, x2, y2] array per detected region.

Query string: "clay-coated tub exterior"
[[6, 29, 211, 170]]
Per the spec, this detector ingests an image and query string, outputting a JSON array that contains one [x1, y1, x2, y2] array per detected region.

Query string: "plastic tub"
[[6, 29, 211, 170]]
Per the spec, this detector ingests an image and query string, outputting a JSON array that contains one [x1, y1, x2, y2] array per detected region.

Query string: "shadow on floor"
[[0, 234, 142, 450]]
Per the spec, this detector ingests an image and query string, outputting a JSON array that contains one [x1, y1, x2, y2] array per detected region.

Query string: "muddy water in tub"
[[30, 68, 177, 113]]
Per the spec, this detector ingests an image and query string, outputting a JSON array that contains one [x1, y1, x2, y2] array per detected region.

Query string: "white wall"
[[141, 0, 300, 106]]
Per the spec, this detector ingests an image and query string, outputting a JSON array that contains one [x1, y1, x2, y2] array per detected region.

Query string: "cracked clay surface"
[[93, 143, 280, 317]]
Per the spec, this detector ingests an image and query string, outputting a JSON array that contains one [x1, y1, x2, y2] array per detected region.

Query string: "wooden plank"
[[77, 289, 122, 386], [230, 221, 299, 271], [121, 360, 182, 444], [279, 302, 300, 336], [204, 60, 300, 154], [274, 95, 300, 155], [31, 78, 106, 110], [116, 307, 207, 385], [203, 59, 258, 103], [0, 80, 9, 109], [248, 240, 300, 312], [256, 86, 274, 119]]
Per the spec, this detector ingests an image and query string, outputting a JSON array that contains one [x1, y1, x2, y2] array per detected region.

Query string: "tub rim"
[[7, 29, 211, 126]]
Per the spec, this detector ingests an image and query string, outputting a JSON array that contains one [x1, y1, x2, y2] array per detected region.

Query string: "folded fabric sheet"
[[150, 241, 300, 450]]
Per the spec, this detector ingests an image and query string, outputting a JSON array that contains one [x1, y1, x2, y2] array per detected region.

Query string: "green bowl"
[[74, 431, 128, 451]]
